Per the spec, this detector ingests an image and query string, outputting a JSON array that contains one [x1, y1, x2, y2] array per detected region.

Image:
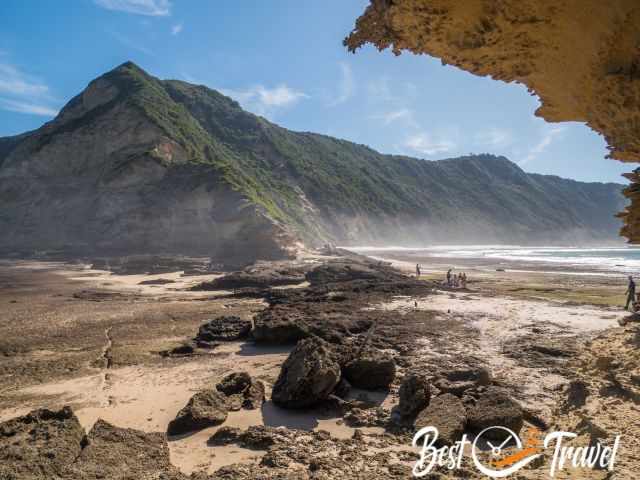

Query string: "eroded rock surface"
[[167, 390, 229, 435], [271, 337, 342, 408], [415, 393, 467, 446]]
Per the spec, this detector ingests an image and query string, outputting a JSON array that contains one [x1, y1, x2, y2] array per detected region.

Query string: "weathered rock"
[[398, 373, 431, 417], [343, 350, 396, 390], [306, 260, 406, 285], [68, 419, 186, 479], [196, 316, 252, 342], [415, 394, 466, 446], [271, 337, 341, 408], [434, 367, 491, 396], [208, 426, 241, 446], [564, 380, 589, 409], [215, 371, 265, 410], [191, 262, 307, 290], [160, 342, 196, 357], [0, 407, 85, 480], [467, 387, 524, 440], [167, 390, 229, 435]]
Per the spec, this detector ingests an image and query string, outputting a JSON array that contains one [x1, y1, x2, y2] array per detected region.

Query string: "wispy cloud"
[[370, 108, 417, 127], [404, 132, 457, 156], [94, 0, 171, 16], [327, 62, 354, 107], [519, 126, 566, 166], [221, 84, 309, 117], [171, 22, 183, 35], [0, 98, 58, 117], [474, 127, 514, 148], [0, 61, 58, 117], [107, 29, 156, 56]]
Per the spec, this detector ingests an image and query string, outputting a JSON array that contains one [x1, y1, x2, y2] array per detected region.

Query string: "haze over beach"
[[1, 1, 639, 479]]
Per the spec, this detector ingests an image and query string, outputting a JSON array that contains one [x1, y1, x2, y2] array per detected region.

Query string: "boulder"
[[271, 337, 341, 408], [216, 371, 265, 410], [167, 390, 229, 435], [305, 260, 405, 285], [467, 387, 524, 441], [68, 419, 186, 479], [343, 350, 396, 390], [398, 373, 431, 417], [208, 426, 241, 446], [196, 316, 251, 343], [415, 393, 466, 446], [0, 407, 85, 479], [434, 367, 491, 396]]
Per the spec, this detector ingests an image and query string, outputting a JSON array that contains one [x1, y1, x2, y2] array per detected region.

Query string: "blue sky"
[[0, 0, 629, 184]]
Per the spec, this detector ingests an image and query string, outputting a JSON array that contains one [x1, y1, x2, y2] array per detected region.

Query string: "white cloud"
[[474, 127, 514, 148], [405, 132, 457, 156], [94, 0, 171, 16], [371, 108, 417, 127], [221, 84, 309, 116], [519, 126, 566, 166], [0, 98, 58, 117], [0, 62, 57, 117], [327, 62, 354, 107], [171, 22, 183, 35]]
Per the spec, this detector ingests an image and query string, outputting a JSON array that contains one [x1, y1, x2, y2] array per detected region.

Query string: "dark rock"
[[160, 343, 195, 357], [564, 380, 589, 409], [305, 260, 406, 286], [215, 372, 265, 410], [271, 337, 341, 408], [208, 426, 241, 446], [333, 377, 352, 398], [217, 372, 252, 395], [434, 367, 490, 396], [167, 390, 229, 435], [467, 387, 524, 440], [196, 316, 251, 342], [68, 419, 186, 479], [343, 350, 396, 390], [398, 373, 431, 417], [415, 393, 466, 446], [0, 407, 85, 479], [138, 278, 175, 285], [191, 263, 307, 291], [238, 425, 288, 449]]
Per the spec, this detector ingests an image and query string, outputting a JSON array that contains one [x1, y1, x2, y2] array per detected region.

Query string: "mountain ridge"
[[0, 62, 627, 264]]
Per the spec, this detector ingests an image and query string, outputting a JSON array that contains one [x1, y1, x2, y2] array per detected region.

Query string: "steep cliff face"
[[345, 0, 640, 241], [0, 62, 627, 263]]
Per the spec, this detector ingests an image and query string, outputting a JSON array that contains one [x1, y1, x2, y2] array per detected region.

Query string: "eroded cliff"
[[345, 0, 640, 241]]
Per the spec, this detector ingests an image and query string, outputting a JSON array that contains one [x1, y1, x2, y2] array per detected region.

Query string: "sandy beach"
[[0, 252, 638, 479]]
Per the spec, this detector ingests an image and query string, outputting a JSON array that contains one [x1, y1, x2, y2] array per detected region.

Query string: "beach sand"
[[0, 255, 637, 478]]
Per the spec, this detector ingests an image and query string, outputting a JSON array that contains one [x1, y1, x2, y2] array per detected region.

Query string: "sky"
[[0, 0, 630, 184]]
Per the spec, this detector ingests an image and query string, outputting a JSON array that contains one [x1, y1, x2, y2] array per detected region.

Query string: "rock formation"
[[345, 0, 640, 241]]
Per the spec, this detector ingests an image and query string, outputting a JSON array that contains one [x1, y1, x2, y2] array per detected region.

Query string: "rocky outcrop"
[[466, 387, 524, 440], [216, 371, 266, 410], [343, 350, 396, 390], [398, 373, 431, 417], [271, 337, 341, 408], [414, 393, 467, 446], [0, 407, 187, 479], [195, 316, 252, 344], [345, 0, 638, 241], [434, 366, 491, 396], [167, 390, 229, 435]]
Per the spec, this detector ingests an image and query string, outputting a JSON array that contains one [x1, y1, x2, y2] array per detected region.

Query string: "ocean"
[[348, 245, 640, 275]]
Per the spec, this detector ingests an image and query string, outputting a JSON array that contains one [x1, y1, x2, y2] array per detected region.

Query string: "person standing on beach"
[[446, 269, 452, 286], [416, 264, 421, 278], [625, 275, 636, 310]]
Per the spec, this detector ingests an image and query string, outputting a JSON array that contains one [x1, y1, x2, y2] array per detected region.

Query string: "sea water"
[[348, 245, 640, 274]]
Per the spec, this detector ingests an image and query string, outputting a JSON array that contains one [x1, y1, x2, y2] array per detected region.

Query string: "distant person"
[[453, 274, 459, 288], [625, 275, 636, 310], [416, 264, 421, 278], [446, 269, 452, 286], [460, 272, 467, 289]]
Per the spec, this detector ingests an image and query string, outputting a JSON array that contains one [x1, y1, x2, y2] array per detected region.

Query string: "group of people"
[[445, 268, 468, 289], [414, 264, 468, 289]]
